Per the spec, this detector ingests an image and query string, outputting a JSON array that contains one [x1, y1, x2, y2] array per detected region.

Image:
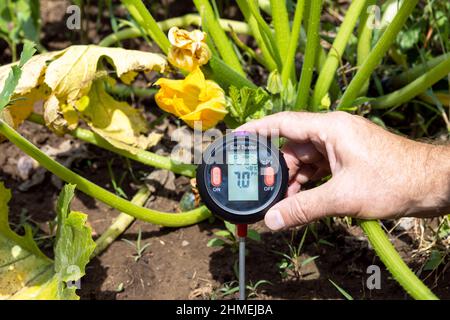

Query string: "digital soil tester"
[[197, 131, 288, 300]]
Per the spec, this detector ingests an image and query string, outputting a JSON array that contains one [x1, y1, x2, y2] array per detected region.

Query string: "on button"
[[264, 167, 275, 186], [211, 166, 222, 187]]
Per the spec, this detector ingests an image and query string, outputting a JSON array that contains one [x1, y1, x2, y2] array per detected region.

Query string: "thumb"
[[264, 182, 338, 230]]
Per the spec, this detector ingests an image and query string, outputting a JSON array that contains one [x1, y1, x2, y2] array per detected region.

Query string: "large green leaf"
[[0, 183, 96, 300]]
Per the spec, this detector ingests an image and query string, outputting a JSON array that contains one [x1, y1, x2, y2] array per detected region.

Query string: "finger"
[[294, 164, 316, 184], [283, 141, 324, 164], [264, 181, 339, 230], [236, 111, 330, 144], [286, 181, 301, 197], [281, 145, 301, 180]]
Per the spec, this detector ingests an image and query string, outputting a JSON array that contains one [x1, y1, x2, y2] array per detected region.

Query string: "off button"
[[211, 166, 222, 187], [264, 167, 275, 186]]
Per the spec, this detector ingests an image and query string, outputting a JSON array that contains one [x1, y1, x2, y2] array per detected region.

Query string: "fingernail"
[[265, 210, 285, 231]]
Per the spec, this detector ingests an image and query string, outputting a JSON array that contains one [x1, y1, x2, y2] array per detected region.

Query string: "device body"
[[197, 132, 288, 224]]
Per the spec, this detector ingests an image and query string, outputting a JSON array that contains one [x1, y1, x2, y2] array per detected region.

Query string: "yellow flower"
[[167, 27, 211, 72], [155, 68, 227, 130]]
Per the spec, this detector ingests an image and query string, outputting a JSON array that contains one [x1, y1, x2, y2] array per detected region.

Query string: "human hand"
[[237, 111, 450, 231]]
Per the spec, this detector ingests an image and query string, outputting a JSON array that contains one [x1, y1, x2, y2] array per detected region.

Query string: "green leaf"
[[424, 250, 443, 271], [0, 40, 36, 111], [397, 24, 422, 51], [224, 220, 236, 236], [0, 183, 95, 300], [54, 185, 96, 298], [329, 279, 354, 300], [214, 230, 232, 238], [301, 255, 319, 267], [207, 238, 226, 248], [247, 229, 261, 242], [227, 85, 270, 124]]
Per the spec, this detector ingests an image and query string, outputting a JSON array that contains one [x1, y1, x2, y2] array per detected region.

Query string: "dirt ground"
[[0, 0, 448, 300], [2, 121, 449, 300]]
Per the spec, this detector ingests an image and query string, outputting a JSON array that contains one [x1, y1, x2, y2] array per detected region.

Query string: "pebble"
[[181, 240, 189, 247]]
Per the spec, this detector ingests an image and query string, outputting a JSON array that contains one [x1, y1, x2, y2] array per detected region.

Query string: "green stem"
[[270, 0, 291, 65], [419, 91, 450, 107], [357, 0, 376, 97], [247, 0, 282, 71], [93, 187, 150, 257], [99, 14, 250, 47], [338, 0, 419, 110], [390, 53, 450, 88], [208, 56, 257, 90], [236, 0, 278, 71], [281, 0, 305, 88], [27, 113, 197, 177], [371, 55, 450, 109], [359, 220, 438, 300], [193, 0, 245, 76], [312, 0, 368, 109], [0, 119, 211, 227], [229, 29, 270, 70], [108, 84, 157, 99], [120, 0, 170, 54], [295, 0, 323, 110]]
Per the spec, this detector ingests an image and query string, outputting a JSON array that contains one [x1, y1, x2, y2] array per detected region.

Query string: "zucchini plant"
[[0, 0, 448, 299]]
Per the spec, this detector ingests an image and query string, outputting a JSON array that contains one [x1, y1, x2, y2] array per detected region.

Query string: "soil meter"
[[197, 131, 288, 300], [197, 131, 288, 224]]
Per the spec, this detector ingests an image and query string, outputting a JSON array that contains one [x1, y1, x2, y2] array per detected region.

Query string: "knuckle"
[[287, 196, 311, 226]]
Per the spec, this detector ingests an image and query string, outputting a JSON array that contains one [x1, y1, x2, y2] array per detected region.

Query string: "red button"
[[264, 167, 275, 186], [211, 166, 222, 187]]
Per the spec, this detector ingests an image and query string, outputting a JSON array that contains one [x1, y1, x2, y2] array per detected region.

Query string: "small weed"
[[122, 228, 150, 262], [274, 227, 319, 279], [207, 221, 261, 253]]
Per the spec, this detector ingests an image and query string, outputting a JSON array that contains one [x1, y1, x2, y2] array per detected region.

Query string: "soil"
[[0, 0, 448, 300]]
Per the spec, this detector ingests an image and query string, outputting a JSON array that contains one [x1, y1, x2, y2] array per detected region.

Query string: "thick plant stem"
[[359, 220, 438, 300], [208, 56, 257, 90], [247, 0, 282, 71], [93, 187, 150, 257], [312, 0, 368, 109], [390, 53, 450, 88], [0, 119, 211, 227], [419, 91, 450, 107], [338, 0, 419, 110], [193, 0, 245, 76], [270, 0, 291, 66], [357, 0, 376, 96], [27, 113, 197, 177], [295, 0, 323, 110], [237, 0, 278, 71], [371, 55, 450, 109], [120, 0, 170, 54], [99, 14, 250, 47], [281, 0, 305, 88]]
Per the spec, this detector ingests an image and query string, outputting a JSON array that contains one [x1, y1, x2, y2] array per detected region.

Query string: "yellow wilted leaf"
[[80, 80, 162, 153], [44, 45, 166, 105], [0, 45, 168, 152], [0, 51, 63, 136]]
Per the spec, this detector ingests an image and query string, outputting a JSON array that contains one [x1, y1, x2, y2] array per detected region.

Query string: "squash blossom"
[[167, 27, 211, 72], [155, 68, 227, 130]]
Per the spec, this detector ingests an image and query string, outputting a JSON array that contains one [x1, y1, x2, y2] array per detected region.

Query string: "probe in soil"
[[236, 224, 248, 300]]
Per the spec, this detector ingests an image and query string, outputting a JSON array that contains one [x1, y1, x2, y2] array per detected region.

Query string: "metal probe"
[[236, 224, 247, 301]]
